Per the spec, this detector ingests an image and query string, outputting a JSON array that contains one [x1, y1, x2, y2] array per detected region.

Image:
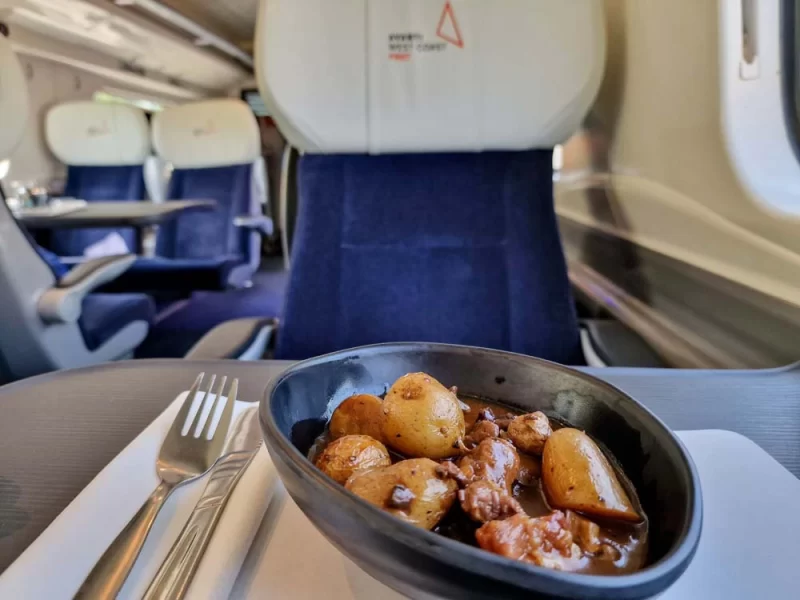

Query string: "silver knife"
[[143, 407, 262, 600]]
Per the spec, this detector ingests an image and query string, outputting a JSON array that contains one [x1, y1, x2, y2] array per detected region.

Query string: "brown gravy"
[[312, 395, 649, 576], [457, 396, 648, 576]]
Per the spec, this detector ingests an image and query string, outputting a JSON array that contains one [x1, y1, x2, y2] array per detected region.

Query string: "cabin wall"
[[556, 0, 800, 368], [556, 0, 800, 308], [1, 18, 216, 192], [4, 56, 109, 189]]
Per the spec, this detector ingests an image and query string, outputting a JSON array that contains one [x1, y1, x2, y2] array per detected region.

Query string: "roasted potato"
[[345, 458, 458, 530], [315, 435, 391, 485], [382, 373, 466, 459], [542, 429, 640, 522], [329, 394, 386, 443], [507, 412, 553, 455]]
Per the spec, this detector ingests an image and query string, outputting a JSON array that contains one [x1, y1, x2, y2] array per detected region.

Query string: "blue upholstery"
[[78, 294, 155, 351], [156, 165, 253, 260], [136, 264, 289, 358], [35, 245, 69, 279], [49, 165, 145, 256], [124, 164, 257, 291], [102, 257, 240, 293], [275, 150, 583, 364]]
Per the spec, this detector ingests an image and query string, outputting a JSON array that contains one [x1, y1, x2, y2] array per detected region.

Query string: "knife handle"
[[143, 452, 254, 600], [75, 481, 174, 600]]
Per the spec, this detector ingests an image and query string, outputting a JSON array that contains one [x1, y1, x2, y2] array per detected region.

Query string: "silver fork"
[[74, 373, 238, 600]]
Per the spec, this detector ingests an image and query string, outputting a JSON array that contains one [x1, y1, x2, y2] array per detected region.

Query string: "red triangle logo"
[[437, 1, 464, 49]]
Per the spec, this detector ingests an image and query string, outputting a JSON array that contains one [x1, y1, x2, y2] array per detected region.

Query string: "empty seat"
[[45, 102, 150, 256], [256, 0, 605, 363], [120, 99, 271, 292]]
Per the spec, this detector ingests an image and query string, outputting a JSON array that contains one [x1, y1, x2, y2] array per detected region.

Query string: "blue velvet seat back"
[[155, 164, 253, 261], [50, 165, 145, 256], [275, 150, 583, 364]]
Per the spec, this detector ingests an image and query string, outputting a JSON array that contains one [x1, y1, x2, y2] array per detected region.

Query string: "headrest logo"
[[87, 121, 110, 137], [387, 1, 465, 62], [436, 1, 464, 49], [193, 120, 216, 137]]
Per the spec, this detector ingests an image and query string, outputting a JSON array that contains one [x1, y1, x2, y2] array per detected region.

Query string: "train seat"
[[129, 100, 287, 357], [255, 0, 605, 362], [44, 101, 150, 256], [115, 99, 273, 292]]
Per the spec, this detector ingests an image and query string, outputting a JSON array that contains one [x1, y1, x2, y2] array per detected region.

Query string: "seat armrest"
[[233, 215, 274, 237], [185, 318, 277, 360], [37, 254, 136, 324]]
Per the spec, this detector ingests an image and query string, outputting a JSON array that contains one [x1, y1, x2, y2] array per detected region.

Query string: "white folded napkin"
[[84, 232, 130, 258], [0, 393, 278, 600], [232, 430, 800, 600]]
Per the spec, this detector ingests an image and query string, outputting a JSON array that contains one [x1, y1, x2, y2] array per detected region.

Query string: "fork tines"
[[176, 373, 238, 441]]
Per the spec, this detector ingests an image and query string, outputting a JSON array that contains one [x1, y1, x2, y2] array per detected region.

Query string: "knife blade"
[[143, 406, 262, 600]]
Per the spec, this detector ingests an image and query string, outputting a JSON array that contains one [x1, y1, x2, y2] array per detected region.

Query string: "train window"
[[718, 0, 800, 215], [556, 1, 800, 371], [784, 0, 800, 161]]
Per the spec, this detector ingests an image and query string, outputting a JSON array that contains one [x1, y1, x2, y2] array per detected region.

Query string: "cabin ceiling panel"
[[157, 0, 258, 48], [3, 0, 250, 93]]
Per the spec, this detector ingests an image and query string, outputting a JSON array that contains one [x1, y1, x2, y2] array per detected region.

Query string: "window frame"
[[782, 0, 800, 165], [719, 0, 800, 216]]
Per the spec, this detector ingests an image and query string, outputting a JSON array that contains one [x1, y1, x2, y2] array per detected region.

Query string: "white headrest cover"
[[46, 102, 150, 166], [152, 99, 260, 169], [0, 36, 29, 159], [256, 0, 605, 154]]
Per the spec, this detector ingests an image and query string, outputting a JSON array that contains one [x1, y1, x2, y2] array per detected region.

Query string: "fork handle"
[[75, 481, 175, 600]]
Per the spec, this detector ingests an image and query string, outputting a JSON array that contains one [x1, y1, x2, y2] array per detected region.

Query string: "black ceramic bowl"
[[260, 344, 702, 600]]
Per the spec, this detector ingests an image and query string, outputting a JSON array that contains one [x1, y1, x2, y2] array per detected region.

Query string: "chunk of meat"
[[493, 413, 516, 431], [475, 407, 518, 430], [476, 408, 496, 423], [476, 512, 584, 571], [458, 438, 520, 494], [464, 420, 501, 447], [436, 461, 470, 488], [564, 511, 622, 560], [598, 544, 622, 562], [458, 480, 524, 523], [507, 412, 553, 455], [516, 453, 542, 486], [565, 510, 602, 553]]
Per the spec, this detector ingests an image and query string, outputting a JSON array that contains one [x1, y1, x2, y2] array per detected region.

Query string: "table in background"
[[1, 359, 799, 573], [18, 200, 216, 256]]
